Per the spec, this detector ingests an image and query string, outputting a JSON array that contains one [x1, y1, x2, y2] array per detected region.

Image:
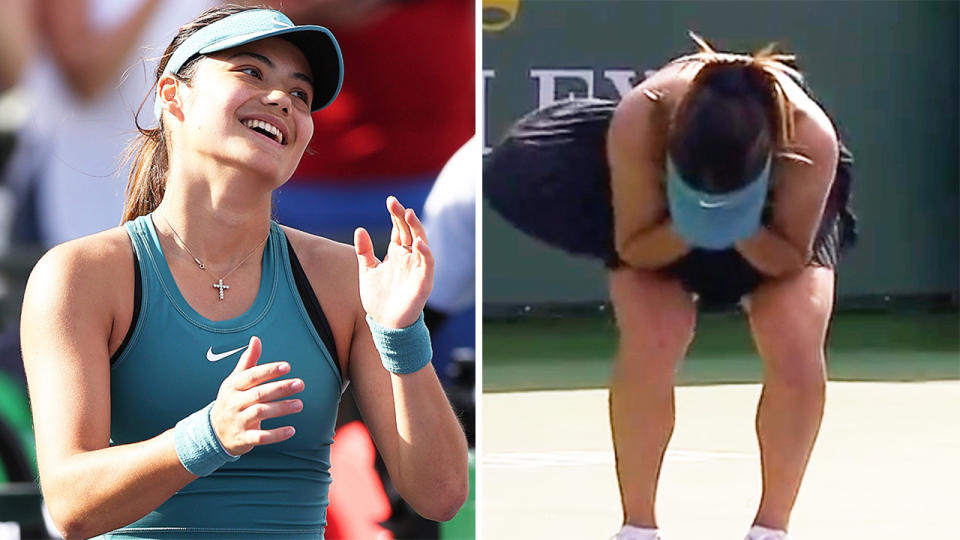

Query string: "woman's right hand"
[[210, 337, 304, 456]]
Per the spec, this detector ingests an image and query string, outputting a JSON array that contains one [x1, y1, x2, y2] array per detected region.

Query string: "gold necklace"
[[157, 213, 269, 301]]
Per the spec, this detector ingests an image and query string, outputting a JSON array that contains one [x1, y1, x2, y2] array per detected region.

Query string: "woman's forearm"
[[389, 367, 469, 522], [42, 429, 194, 540], [42, 0, 162, 99], [617, 220, 691, 270], [735, 227, 810, 277]]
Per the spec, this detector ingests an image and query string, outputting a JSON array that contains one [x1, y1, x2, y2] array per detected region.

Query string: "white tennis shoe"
[[615, 524, 662, 540], [745, 525, 790, 540]]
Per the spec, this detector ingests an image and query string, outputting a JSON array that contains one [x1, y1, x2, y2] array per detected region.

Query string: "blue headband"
[[666, 155, 771, 250], [154, 9, 343, 121]]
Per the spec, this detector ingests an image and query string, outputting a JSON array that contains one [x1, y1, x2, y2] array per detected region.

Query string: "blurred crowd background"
[[0, 1, 475, 538]]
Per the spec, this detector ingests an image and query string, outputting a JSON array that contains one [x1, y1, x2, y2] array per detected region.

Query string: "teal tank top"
[[104, 215, 343, 539]]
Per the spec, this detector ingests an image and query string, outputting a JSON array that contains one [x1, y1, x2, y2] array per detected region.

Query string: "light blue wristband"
[[365, 313, 432, 374], [173, 401, 240, 476]]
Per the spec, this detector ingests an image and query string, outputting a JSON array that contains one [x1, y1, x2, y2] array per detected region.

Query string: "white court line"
[[484, 449, 756, 468]]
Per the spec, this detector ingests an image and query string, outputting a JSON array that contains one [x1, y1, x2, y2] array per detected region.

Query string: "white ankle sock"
[[617, 524, 661, 540], [746, 524, 788, 539]]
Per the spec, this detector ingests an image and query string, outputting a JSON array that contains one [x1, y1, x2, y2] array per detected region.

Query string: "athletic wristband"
[[173, 401, 240, 476], [365, 312, 432, 374]]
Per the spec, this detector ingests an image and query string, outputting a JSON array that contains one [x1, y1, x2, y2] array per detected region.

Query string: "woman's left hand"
[[354, 196, 434, 328]]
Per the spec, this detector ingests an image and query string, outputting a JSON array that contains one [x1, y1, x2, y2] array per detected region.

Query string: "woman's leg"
[[746, 266, 835, 530], [609, 267, 697, 528]]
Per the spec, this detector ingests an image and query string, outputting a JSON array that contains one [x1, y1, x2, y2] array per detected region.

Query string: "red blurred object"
[[293, 0, 474, 183], [325, 421, 393, 540]]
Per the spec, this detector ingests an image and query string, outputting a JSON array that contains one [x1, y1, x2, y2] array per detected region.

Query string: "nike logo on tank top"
[[205, 345, 249, 362], [105, 215, 342, 538]]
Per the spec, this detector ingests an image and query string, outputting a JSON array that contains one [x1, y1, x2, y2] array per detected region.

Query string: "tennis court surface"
[[482, 312, 959, 538]]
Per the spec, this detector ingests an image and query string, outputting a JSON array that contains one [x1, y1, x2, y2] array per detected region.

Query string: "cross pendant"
[[213, 279, 229, 300]]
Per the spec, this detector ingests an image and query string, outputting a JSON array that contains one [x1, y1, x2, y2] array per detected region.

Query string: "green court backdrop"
[[483, 0, 959, 309]]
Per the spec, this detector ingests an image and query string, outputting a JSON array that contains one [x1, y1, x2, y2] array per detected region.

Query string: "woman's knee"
[[749, 267, 835, 328], [753, 314, 828, 392], [763, 348, 827, 395], [749, 267, 833, 392]]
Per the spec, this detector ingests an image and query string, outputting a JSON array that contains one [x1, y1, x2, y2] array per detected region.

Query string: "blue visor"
[[154, 9, 343, 121], [666, 155, 771, 250]]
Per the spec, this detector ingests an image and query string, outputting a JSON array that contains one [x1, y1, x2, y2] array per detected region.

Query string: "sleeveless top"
[[103, 214, 342, 539]]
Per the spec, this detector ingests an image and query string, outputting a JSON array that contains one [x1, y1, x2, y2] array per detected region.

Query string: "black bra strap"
[[284, 235, 342, 380], [110, 250, 141, 366]]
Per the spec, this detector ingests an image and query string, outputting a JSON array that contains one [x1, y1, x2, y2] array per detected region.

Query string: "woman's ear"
[[157, 74, 186, 121]]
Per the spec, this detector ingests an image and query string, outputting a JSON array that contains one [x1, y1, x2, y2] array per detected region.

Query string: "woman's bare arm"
[[287, 206, 468, 522], [304, 199, 468, 522], [608, 87, 690, 269], [736, 106, 839, 277], [348, 315, 468, 521], [39, 0, 161, 100], [21, 237, 194, 539], [354, 201, 467, 521]]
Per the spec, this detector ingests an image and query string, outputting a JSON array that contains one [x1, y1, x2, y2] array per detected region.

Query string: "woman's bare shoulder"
[[612, 60, 697, 149], [280, 226, 358, 287], [30, 227, 134, 285], [622, 59, 698, 107], [791, 87, 837, 148], [23, 227, 135, 346], [279, 227, 360, 313]]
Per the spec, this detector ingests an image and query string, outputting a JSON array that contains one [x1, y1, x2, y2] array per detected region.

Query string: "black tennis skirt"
[[483, 98, 858, 309]]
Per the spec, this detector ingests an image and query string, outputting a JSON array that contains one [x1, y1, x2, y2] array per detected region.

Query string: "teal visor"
[[154, 9, 343, 121], [666, 155, 771, 250]]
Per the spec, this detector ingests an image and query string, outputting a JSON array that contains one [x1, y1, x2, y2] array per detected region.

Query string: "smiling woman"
[[19, 5, 468, 539], [153, 37, 319, 193]]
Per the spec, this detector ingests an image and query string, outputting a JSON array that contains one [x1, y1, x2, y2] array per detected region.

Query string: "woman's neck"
[[154, 165, 274, 269]]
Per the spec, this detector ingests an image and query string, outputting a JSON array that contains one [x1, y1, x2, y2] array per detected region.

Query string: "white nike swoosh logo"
[[206, 345, 249, 362], [698, 200, 728, 209]]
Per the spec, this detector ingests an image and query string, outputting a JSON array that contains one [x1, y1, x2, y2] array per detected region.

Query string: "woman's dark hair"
[[667, 34, 800, 195], [121, 4, 269, 223]]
